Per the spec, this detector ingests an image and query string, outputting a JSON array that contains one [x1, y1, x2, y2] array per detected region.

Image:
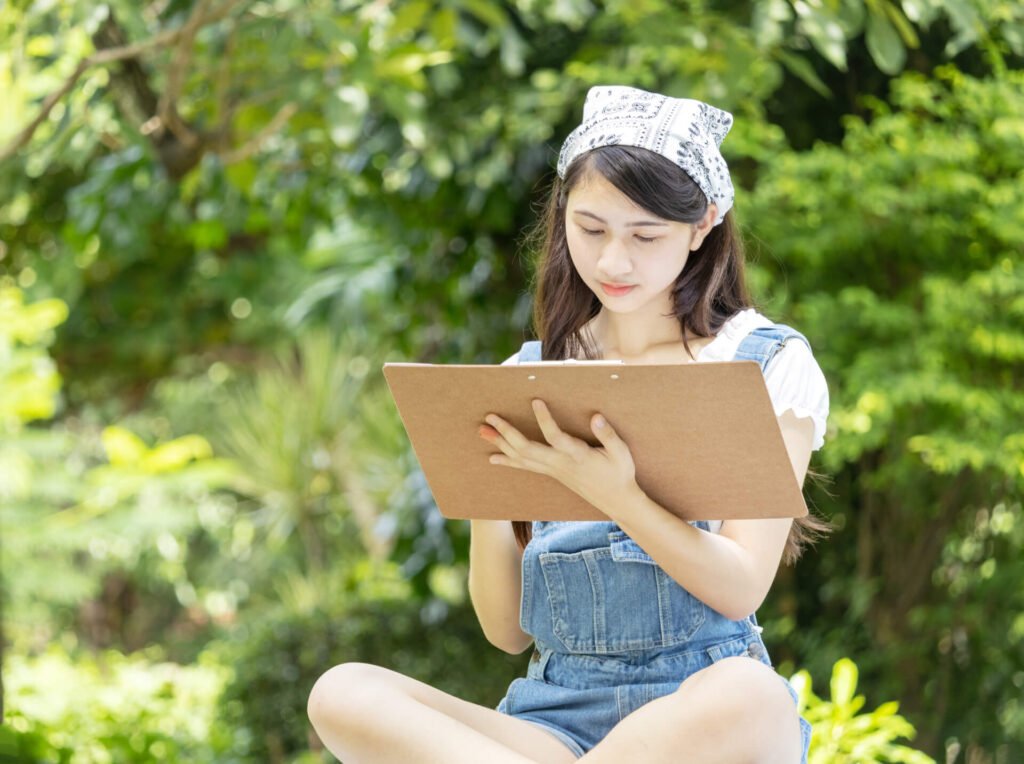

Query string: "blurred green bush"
[[216, 596, 524, 763], [2, 646, 231, 763]]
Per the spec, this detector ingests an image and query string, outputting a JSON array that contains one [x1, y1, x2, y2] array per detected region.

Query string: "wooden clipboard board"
[[382, 360, 807, 522]]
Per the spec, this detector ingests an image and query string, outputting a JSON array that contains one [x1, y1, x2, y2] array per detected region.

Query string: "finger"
[[532, 399, 588, 456], [488, 452, 551, 474], [480, 421, 548, 471], [484, 414, 535, 453], [590, 414, 631, 459], [480, 425, 522, 461]]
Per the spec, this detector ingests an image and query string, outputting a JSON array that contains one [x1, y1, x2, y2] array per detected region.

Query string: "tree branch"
[[0, 59, 92, 163], [156, 0, 216, 148], [92, 11, 161, 134], [218, 101, 298, 164], [0, 0, 242, 163], [213, 11, 242, 136]]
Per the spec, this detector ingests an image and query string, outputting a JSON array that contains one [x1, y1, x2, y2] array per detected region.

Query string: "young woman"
[[308, 85, 829, 763]]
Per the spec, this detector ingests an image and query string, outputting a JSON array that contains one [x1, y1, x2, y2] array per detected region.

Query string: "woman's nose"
[[597, 238, 633, 277]]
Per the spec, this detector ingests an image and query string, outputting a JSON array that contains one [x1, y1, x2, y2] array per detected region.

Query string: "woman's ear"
[[689, 204, 718, 251]]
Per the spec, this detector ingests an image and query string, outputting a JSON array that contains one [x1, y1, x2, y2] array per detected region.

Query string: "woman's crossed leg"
[[307, 656, 800, 764], [307, 662, 579, 764]]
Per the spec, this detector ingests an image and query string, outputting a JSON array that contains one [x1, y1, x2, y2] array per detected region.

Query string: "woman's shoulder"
[[697, 308, 774, 362], [703, 309, 830, 450], [699, 308, 820, 359]]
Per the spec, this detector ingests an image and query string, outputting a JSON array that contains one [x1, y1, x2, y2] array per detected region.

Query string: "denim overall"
[[495, 325, 813, 761]]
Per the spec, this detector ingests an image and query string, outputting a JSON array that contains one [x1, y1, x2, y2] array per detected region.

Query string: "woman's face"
[[564, 171, 714, 317]]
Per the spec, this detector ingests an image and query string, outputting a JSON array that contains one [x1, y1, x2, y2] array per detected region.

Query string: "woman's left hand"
[[479, 399, 640, 518]]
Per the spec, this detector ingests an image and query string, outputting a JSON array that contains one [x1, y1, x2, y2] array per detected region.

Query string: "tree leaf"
[[830, 657, 859, 708], [101, 426, 148, 467], [454, 0, 508, 29], [795, 4, 848, 70], [866, 9, 906, 74], [777, 49, 832, 98], [142, 435, 213, 474], [883, 0, 920, 48]]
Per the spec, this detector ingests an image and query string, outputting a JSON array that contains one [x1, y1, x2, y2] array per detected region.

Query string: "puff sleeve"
[[762, 340, 830, 451]]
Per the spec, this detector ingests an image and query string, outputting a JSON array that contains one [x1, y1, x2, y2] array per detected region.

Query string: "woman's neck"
[[590, 307, 696, 360]]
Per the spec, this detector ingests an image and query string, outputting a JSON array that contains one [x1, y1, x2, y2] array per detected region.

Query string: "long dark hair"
[[513, 145, 828, 564]]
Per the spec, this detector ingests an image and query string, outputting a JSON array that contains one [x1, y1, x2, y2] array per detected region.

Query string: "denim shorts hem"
[[781, 676, 811, 764], [798, 717, 812, 764], [519, 717, 586, 759]]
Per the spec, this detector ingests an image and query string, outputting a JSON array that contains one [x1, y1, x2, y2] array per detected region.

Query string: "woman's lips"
[[600, 282, 636, 296]]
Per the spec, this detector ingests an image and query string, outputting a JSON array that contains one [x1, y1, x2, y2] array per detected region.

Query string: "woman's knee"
[[659, 658, 800, 762], [676, 657, 799, 729], [307, 661, 394, 730]]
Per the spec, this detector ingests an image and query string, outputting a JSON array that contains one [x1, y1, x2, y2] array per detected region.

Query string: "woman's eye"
[[635, 235, 658, 243], [581, 227, 603, 236]]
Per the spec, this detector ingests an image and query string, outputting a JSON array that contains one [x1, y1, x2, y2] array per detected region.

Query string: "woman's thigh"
[[583, 656, 801, 764], [308, 662, 579, 763]]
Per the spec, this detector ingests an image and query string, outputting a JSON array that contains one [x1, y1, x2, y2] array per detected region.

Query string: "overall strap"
[[518, 340, 543, 363], [733, 324, 810, 373]]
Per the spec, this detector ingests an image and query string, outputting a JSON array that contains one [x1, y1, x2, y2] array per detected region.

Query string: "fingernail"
[[594, 416, 605, 428]]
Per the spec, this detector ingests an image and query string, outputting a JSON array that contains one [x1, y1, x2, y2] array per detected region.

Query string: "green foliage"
[[4, 0, 1019, 405], [748, 67, 1024, 754], [2, 410, 242, 650], [0, 724, 67, 764], [0, 285, 242, 655], [0, 287, 67, 431], [793, 658, 935, 763], [207, 331, 393, 567], [0, 287, 68, 520], [3, 646, 231, 763]]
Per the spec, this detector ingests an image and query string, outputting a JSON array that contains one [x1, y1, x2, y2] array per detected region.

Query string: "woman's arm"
[[610, 410, 815, 620], [467, 519, 533, 654]]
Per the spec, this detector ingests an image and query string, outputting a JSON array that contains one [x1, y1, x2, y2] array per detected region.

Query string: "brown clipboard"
[[382, 360, 808, 522]]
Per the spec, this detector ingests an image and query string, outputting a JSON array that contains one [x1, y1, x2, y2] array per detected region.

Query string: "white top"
[[506, 308, 829, 452]]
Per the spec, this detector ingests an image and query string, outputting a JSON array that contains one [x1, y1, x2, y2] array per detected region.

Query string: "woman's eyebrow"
[[572, 209, 669, 227]]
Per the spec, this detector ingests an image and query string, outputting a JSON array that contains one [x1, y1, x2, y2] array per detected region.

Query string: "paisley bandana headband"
[[557, 85, 735, 226]]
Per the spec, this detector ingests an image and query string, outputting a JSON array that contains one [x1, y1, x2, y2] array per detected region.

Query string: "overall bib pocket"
[[538, 532, 706, 653]]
